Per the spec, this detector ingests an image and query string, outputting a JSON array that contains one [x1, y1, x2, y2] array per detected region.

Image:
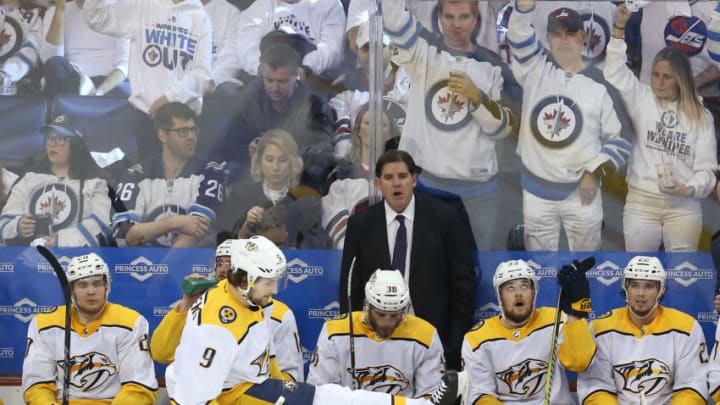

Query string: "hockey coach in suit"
[[339, 150, 476, 370]]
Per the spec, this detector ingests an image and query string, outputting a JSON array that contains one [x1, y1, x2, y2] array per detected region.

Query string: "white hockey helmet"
[[215, 238, 234, 259], [364, 269, 410, 312], [66, 253, 110, 284], [229, 236, 287, 290], [493, 259, 538, 294], [623, 256, 666, 290]]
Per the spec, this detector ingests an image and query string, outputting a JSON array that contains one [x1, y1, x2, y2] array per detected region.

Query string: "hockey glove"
[[557, 257, 595, 318]]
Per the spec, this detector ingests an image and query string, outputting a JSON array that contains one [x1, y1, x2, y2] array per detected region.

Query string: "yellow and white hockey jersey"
[[708, 320, 720, 403], [22, 303, 158, 404], [461, 307, 574, 404], [577, 306, 708, 404], [165, 279, 283, 405], [306, 311, 444, 398]]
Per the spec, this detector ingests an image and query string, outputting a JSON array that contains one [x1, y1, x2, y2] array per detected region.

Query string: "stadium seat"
[[0, 96, 47, 171]]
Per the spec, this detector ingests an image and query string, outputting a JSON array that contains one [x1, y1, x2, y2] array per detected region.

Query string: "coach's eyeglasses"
[[164, 126, 199, 137]]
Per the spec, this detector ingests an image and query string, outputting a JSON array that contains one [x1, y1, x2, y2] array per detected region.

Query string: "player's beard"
[[503, 304, 533, 326], [367, 313, 401, 339]]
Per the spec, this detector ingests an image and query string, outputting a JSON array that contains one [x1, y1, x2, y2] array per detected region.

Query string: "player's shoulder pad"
[[534, 307, 560, 327], [590, 308, 623, 334], [268, 299, 291, 321], [34, 306, 64, 330], [200, 284, 264, 341], [325, 311, 359, 337], [104, 302, 144, 329], [390, 315, 438, 347], [463, 316, 505, 350], [654, 306, 698, 335]]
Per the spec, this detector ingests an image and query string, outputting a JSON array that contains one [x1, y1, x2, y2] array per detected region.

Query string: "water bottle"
[[181, 277, 219, 295]]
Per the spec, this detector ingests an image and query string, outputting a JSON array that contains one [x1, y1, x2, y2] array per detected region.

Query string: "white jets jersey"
[[507, 7, 633, 200], [22, 303, 158, 401], [307, 311, 444, 398], [0, 172, 112, 246], [264, 299, 305, 382], [604, 38, 717, 199], [461, 308, 574, 404], [83, 0, 212, 114], [321, 178, 370, 250], [112, 156, 222, 247], [531, 1, 616, 68], [381, 0, 514, 184], [165, 279, 276, 405], [578, 306, 709, 404]]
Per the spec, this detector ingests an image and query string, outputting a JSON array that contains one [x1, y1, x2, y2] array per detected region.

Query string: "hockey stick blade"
[[36, 246, 71, 405]]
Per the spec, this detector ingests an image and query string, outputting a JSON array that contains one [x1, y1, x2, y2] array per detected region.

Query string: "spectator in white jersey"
[[563, 256, 710, 403], [111, 102, 226, 248], [164, 236, 461, 405], [0, 114, 113, 247], [22, 253, 158, 404], [0, 5, 40, 94], [308, 269, 444, 398], [608, 4, 717, 252], [40, 0, 130, 97], [82, 0, 212, 160], [151, 237, 305, 381], [461, 258, 595, 404], [508, 0, 633, 251]]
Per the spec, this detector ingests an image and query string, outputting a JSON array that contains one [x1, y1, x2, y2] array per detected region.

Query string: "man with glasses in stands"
[[112, 101, 226, 248]]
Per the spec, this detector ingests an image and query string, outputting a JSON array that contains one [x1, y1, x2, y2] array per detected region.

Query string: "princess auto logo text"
[[308, 301, 339, 320], [0, 298, 55, 323], [114, 256, 169, 282], [286, 258, 324, 283]]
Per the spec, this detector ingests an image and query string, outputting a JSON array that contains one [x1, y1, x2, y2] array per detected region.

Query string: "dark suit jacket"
[[339, 194, 476, 369]]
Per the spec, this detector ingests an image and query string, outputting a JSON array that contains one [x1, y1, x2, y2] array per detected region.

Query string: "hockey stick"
[[543, 257, 595, 405], [36, 246, 71, 405], [347, 257, 358, 389]]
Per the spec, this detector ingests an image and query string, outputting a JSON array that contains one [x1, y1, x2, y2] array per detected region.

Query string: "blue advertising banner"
[[0, 248, 716, 377]]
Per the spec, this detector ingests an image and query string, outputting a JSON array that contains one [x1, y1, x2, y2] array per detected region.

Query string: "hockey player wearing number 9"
[[567, 256, 709, 404], [165, 236, 460, 405], [461, 259, 595, 404], [22, 253, 159, 404]]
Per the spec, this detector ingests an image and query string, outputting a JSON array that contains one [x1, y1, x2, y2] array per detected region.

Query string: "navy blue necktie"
[[392, 215, 407, 274]]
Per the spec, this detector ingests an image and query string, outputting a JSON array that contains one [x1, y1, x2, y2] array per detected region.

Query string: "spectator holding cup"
[[608, 4, 717, 252]]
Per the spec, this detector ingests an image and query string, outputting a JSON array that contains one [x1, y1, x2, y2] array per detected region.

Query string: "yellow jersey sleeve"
[[150, 306, 187, 364]]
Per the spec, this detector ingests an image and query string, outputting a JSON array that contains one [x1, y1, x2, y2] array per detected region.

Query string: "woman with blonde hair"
[[608, 5, 717, 251]]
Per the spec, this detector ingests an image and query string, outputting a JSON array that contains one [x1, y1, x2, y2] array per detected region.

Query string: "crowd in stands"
[[0, 0, 720, 252]]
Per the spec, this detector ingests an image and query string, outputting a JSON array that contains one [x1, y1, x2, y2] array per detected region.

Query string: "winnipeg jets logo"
[[496, 358, 548, 396], [251, 345, 271, 377], [531, 96, 582, 148], [660, 111, 677, 129], [0, 14, 22, 63], [62, 351, 118, 392], [426, 80, 471, 130], [665, 16, 707, 57], [613, 358, 671, 398], [556, 9, 569, 18], [582, 15, 609, 61], [29, 183, 79, 230], [351, 364, 410, 394]]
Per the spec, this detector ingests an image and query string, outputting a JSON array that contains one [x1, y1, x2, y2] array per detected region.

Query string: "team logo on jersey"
[[29, 183, 79, 231], [146, 205, 187, 246], [665, 16, 707, 57], [496, 358, 548, 397], [582, 14, 610, 61], [63, 351, 118, 392], [351, 364, 410, 394], [251, 345, 271, 377], [425, 80, 472, 131], [531, 96, 583, 149], [613, 358, 671, 397], [0, 13, 23, 64], [218, 305, 236, 324]]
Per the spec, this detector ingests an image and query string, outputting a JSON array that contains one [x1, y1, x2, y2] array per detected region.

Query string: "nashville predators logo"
[[250, 345, 271, 377], [351, 364, 410, 394], [218, 305, 236, 324], [613, 358, 671, 397], [496, 358, 548, 396], [61, 351, 117, 392]]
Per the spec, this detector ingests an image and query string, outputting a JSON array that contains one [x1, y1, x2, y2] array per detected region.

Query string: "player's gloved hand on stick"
[[557, 257, 595, 318]]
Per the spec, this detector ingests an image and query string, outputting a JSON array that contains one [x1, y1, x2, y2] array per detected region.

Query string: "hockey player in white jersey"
[[508, 0, 633, 251], [307, 269, 444, 398], [151, 238, 305, 381], [22, 253, 158, 404], [165, 235, 460, 405], [461, 258, 596, 404], [568, 256, 709, 404]]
